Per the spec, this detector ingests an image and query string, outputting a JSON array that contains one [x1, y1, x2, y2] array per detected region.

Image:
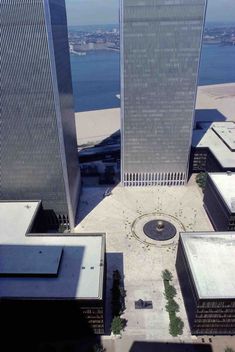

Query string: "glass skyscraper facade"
[[1, 0, 80, 228], [121, 0, 207, 186]]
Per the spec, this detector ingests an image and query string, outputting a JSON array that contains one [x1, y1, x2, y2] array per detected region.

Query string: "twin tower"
[[121, 0, 207, 186], [0, 0, 207, 228]]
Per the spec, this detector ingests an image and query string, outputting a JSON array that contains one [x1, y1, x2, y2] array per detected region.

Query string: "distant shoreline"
[[71, 48, 119, 55], [70, 44, 235, 57]]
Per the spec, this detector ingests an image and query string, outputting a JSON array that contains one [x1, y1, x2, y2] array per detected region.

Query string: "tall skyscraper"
[[1, 0, 80, 228], [121, 0, 207, 186]]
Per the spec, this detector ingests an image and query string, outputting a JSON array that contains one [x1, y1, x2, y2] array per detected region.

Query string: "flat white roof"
[[212, 123, 235, 151], [0, 236, 104, 300], [209, 173, 235, 212], [192, 122, 235, 168], [181, 232, 235, 299], [0, 201, 40, 237], [0, 202, 105, 300]]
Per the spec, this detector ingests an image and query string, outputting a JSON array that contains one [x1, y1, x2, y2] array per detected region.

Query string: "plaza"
[[75, 176, 213, 343]]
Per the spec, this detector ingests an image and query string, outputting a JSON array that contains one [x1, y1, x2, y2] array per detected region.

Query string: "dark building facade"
[[190, 147, 227, 173], [176, 233, 235, 335], [1, 0, 80, 228], [204, 173, 235, 231], [190, 146, 235, 174], [121, 0, 207, 186]]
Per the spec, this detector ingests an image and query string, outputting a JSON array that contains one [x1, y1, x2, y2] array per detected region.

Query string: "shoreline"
[[75, 82, 235, 146]]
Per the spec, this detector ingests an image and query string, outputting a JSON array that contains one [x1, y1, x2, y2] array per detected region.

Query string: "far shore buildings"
[[1, 0, 80, 229], [121, 0, 207, 186], [203, 173, 235, 231], [177, 232, 235, 335]]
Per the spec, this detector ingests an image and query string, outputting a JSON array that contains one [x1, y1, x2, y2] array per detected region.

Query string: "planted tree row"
[[162, 269, 184, 337], [111, 270, 127, 335]]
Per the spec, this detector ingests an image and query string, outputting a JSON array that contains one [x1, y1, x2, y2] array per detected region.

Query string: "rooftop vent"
[[227, 171, 232, 176]]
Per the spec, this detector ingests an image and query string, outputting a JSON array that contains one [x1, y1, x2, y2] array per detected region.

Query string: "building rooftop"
[[0, 201, 41, 238], [212, 123, 235, 151], [0, 245, 63, 277], [209, 172, 235, 212], [180, 232, 235, 299], [0, 201, 105, 300], [192, 122, 235, 168]]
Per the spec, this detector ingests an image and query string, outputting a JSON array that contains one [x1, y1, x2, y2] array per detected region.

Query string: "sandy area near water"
[[75, 83, 235, 146], [196, 82, 235, 121]]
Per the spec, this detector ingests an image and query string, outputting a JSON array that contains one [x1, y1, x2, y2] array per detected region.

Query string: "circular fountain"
[[143, 219, 177, 241]]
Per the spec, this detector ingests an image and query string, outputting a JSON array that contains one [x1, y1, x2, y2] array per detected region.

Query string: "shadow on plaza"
[[129, 341, 213, 352], [105, 252, 126, 335], [76, 183, 119, 224], [95, 130, 120, 148], [194, 109, 226, 127]]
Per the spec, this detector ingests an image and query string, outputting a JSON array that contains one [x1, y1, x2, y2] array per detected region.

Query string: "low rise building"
[[204, 173, 235, 231], [0, 201, 106, 339], [176, 232, 235, 335], [191, 122, 235, 173]]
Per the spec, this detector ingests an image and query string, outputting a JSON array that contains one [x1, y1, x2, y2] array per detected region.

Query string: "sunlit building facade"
[[121, 0, 207, 186], [177, 232, 235, 335], [1, 0, 80, 228]]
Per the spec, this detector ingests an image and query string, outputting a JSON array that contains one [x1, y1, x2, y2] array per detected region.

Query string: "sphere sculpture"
[[156, 220, 164, 232]]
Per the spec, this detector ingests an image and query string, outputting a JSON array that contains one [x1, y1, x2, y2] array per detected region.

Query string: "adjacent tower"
[[121, 0, 207, 186], [1, 0, 80, 228]]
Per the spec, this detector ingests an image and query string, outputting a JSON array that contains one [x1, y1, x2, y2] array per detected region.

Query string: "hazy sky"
[[65, 0, 235, 26]]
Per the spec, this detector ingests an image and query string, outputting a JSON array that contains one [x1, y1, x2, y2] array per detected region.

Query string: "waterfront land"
[[68, 25, 119, 54], [68, 23, 235, 56], [196, 83, 235, 121], [203, 24, 235, 45], [75, 108, 120, 147], [75, 83, 235, 147]]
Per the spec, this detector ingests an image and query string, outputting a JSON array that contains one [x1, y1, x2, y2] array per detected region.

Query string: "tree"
[[169, 315, 184, 337], [92, 344, 106, 352], [162, 269, 184, 337], [165, 299, 179, 313], [111, 270, 126, 316], [196, 172, 207, 191], [164, 282, 177, 299], [86, 344, 106, 352], [162, 269, 173, 282], [111, 316, 125, 335], [225, 348, 235, 352], [113, 270, 121, 281]]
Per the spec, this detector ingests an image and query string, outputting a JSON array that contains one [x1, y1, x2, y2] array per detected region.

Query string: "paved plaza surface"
[[74, 177, 234, 351]]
